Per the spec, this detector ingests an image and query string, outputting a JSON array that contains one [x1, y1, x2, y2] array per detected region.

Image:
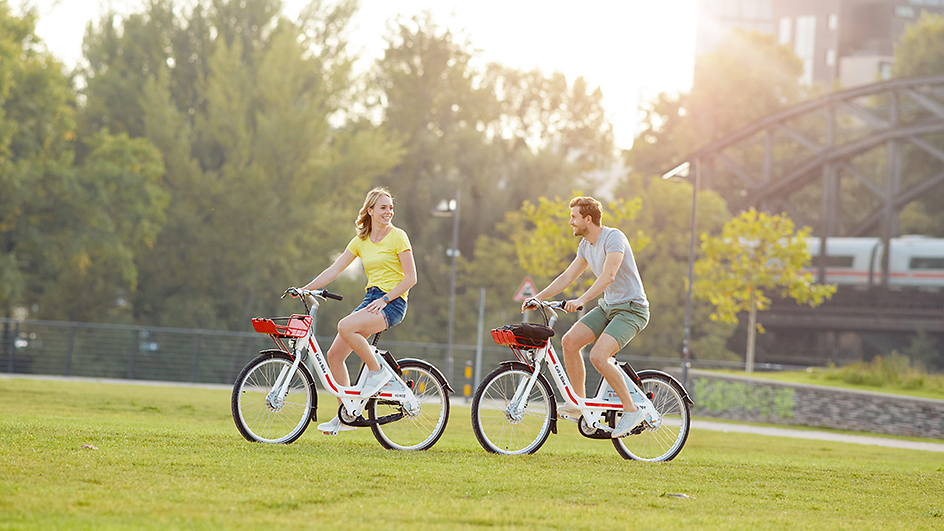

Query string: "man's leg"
[[561, 322, 596, 399], [588, 334, 637, 413]]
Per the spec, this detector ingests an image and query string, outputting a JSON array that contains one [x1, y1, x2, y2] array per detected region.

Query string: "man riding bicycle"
[[524, 196, 650, 438]]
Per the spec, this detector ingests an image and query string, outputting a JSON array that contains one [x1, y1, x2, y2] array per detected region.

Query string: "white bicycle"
[[231, 288, 452, 450], [471, 300, 693, 461]]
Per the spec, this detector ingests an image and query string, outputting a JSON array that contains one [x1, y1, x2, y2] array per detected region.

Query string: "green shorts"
[[578, 299, 650, 350]]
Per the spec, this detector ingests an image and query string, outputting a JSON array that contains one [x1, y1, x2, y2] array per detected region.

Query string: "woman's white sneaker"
[[317, 416, 356, 434]]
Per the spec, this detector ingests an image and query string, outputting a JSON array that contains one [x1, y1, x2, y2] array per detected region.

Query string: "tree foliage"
[[0, 1, 167, 321], [694, 209, 836, 369], [79, 0, 401, 329], [892, 13, 944, 237], [373, 14, 617, 343], [627, 29, 805, 188]]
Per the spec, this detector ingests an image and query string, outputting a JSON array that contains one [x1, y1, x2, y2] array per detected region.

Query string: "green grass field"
[[1, 377, 942, 530]]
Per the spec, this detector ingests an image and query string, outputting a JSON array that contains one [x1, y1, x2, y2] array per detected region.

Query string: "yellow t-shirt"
[[347, 227, 412, 298]]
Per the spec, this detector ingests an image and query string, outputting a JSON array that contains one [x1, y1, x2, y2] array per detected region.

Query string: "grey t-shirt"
[[576, 226, 648, 307]]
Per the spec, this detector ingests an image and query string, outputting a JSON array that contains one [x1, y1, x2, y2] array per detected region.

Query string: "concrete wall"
[[687, 369, 944, 439]]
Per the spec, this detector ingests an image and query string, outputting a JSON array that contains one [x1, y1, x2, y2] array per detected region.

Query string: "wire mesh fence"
[[1, 318, 785, 393]]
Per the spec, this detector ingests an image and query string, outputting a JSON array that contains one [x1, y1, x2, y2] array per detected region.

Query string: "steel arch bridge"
[[685, 73, 944, 283], [679, 75, 944, 360]]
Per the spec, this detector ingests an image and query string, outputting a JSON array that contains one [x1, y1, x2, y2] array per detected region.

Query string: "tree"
[[694, 209, 836, 371], [893, 13, 944, 78], [374, 14, 616, 344], [79, 0, 401, 330], [626, 29, 806, 199], [892, 13, 944, 237], [0, 1, 167, 321]]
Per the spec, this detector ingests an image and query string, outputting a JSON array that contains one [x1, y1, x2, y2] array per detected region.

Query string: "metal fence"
[[0, 318, 520, 392], [0, 318, 795, 393]]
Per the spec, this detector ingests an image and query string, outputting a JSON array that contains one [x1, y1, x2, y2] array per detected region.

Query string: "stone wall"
[[687, 369, 944, 439]]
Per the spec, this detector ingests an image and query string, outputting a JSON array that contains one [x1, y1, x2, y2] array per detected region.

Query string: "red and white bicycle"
[[231, 288, 452, 450], [471, 300, 692, 461]]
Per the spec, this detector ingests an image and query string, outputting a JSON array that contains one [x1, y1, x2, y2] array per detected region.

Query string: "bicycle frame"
[[256, 292, 420, 421], [508, 304, 662, 435]]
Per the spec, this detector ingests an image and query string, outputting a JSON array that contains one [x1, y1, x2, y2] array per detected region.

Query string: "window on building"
[[795, 16, 817, 84], [879, 61, 893, 80], [779, 17, 792, 45], [826, 48, 836, 67], [828, 13, 839, 30]]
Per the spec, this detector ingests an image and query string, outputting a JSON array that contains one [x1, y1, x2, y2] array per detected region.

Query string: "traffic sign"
[[513, 276, 538, 302]]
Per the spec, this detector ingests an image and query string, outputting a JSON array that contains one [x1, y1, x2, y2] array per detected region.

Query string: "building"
[[696, 0, 944, 87]]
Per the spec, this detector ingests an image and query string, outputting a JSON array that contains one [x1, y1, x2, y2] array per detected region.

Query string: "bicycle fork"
[[505, 366, 543, 423]]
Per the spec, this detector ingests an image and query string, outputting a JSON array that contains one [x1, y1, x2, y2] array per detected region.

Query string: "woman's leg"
[[325, 334, 354, 388], [336, 309, 387, 372]]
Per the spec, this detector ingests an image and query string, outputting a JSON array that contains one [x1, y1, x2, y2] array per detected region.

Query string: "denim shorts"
[[352, 286, 408, 329]]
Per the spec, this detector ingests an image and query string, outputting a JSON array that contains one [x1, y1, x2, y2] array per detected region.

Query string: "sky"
[[23, 0, 699, 149]]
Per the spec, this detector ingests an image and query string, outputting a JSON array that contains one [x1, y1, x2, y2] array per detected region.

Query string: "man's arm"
[[522, 256, 589, 312], [569, 251, 624, 311]]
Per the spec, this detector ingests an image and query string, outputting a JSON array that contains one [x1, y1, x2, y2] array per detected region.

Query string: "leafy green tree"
[[892, 13, 944, 237], [893, 13, 944, 78], [80, 0, 401, 329], [0, 1, 167, 321], [374, 14, 616, 344], [627, 29, 805, 198], [694, 209, 836, 371]]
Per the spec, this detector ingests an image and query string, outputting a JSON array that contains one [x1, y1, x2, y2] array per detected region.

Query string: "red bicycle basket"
[[490, 325, 551, 349], [251, 315, 312, 338]]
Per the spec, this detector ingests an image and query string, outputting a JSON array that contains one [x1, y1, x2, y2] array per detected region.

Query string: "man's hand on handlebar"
[[521, 298, 583, 313], [563, 299, 584, 313]]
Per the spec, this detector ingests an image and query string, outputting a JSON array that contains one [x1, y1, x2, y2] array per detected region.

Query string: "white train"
[[805, 236, 944, 289]]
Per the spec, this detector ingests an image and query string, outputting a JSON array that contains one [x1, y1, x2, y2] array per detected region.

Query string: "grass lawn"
[[1, 377, 942, 530]]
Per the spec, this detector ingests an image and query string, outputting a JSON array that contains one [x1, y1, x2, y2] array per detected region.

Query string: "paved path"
[[694, 420, 944, 453]]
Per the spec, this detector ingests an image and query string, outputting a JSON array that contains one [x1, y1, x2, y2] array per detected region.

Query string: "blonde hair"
[[356, 187, 393, 239]]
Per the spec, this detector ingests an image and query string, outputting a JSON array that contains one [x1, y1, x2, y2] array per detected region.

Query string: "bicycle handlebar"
[[282, 287, 343, 301], [524, 299, 583, 312]]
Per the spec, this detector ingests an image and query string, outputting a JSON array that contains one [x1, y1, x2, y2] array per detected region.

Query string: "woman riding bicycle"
[[294, 187, 416, 433]]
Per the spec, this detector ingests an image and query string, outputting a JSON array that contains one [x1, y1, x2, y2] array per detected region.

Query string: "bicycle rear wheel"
[[232, 351, 315, 444], [471, 364, 553, 455], [369, 360, 450, 451], [610, 373, 690, 461]]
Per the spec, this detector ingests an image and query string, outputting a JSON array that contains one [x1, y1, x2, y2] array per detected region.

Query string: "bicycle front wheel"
[[610, 373, 691, 461], [231, 351, 315, 444], [471, 364, 553, 455], [369, 360, 450, 451]]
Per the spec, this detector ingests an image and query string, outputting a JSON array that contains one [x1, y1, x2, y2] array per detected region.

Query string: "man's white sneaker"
[[612, 408, 646, 438], [361, 367, 391, 397], [557, 402, 582, 419], [317, 416, 356, 433]]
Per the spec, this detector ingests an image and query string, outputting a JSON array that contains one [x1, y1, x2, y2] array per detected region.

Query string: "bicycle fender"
[[636, 369, 695, 405], [497, 360, 558, 435], [393, 357, 456, 394], [257, 349, 320, 420]]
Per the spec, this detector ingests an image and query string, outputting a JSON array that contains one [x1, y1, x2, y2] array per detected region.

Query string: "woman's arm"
[[300, 249, 357, 291]]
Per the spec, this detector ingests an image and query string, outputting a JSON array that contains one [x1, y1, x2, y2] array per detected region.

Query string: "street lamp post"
[[662, 161, 698, 388], [432, 190, 460, 385]]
